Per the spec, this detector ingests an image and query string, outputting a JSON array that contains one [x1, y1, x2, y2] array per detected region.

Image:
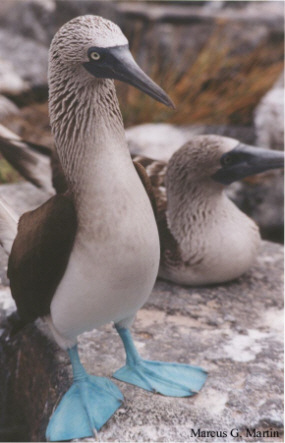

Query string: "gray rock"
[[227, 170, 284, 243], [0, 0, 55, 46], [0, 183, 50, 286], [127, 123, 256, 162], [0, 95, 19, 121], [0, 238, 283, 442], [0, 29, 49, 92], [0, 1, 55, 95], [254, 72, 284, 151], [0, 182, 50, 217], [0, 58, 28, 96]]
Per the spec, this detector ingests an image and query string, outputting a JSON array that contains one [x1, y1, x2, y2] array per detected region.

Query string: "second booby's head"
[[49, 15, 174, 108], [167, 135, 284, 192]]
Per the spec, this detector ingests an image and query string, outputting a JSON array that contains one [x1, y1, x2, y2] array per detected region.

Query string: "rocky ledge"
[[0, 184, 283, 442]]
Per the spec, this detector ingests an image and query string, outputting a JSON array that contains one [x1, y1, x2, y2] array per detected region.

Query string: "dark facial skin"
[[212, 144, 284, 185], [83, 45, 175, 109]]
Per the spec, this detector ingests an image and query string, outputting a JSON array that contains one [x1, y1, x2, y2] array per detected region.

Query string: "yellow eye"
[[90, 51, 100, 61]]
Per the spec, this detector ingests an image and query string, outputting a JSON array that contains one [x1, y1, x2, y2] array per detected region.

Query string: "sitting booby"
[[0, 127, 283, 285], [135, 135, 284, 285], [0, 15, 207, 441]]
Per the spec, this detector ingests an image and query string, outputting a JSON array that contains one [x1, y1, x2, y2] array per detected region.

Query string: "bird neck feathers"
[[166, 180, 228, 248], [49, 69, 127, 200]]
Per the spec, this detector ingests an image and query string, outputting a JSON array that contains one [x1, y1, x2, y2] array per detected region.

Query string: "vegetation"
[[0, 158, 21, 184], [117, 19, 284, 127]]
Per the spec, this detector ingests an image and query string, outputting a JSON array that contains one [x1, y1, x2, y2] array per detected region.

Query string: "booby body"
[[50, 152, 159, 347], [134, 135, 284, 285], [47, 18, 160, 344], [0, 16, 207, 441]]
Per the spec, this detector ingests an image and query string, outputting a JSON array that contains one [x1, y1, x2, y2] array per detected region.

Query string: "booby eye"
[[221, 154, 233, 166], [90, 51, 101, 61]]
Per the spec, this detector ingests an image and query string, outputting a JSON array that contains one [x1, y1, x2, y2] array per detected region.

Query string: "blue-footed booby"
[[0, 15, 207, 441], [135, 135, 284, 285]]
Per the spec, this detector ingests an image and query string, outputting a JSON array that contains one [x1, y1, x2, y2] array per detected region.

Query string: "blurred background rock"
[[0, 0, 284, 241]]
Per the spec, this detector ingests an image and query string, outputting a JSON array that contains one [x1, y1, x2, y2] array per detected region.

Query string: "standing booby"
[[0, 128, 284, 285], [0, 15, 207, 441], [135, 135, 284, 285]]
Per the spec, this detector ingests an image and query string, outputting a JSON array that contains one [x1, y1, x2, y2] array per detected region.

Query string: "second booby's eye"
[[90, 51, 101, 61], [221, 154, 233, 166]]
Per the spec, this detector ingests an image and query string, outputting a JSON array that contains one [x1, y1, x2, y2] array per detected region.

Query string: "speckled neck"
[[166, 178, 227, 250], [49, 66, 129, 206]]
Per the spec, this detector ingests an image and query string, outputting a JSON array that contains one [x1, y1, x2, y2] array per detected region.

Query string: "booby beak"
[[212, 144, 284, 185], [83, 45, 175, 109]]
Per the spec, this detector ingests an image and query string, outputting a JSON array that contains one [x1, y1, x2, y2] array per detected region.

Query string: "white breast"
[[50, 163, 159, 348], [161, 197, 261, 286]]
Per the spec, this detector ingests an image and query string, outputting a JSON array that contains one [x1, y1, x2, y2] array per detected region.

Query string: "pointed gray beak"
[[212, 143, 284, 185], [83, 45, 175, 109]]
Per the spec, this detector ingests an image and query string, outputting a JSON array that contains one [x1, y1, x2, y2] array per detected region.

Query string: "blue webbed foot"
[[46, 346, 123, 441], [113, 327, 207, 397], [113, 359, 207, 397]]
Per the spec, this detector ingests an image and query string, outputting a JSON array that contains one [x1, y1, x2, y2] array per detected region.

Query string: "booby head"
[[212, 140, 284, 185], [49, 15, 174, 108], [167, 135, 284, 190]]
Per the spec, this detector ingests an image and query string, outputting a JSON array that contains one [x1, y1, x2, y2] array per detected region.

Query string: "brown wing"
[[133, 160, 157, 216], [157, 209, 182, 270], [8, 194, 77, 323], [132, 155, 168, 217], [132, 155, 182, 269]]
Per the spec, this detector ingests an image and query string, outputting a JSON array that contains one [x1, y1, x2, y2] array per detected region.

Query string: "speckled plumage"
[[48, 16, 127, 196], [135, 135, 261, 285]]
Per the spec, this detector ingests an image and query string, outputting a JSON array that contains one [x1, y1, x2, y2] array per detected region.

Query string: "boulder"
[[127, 122, 256, 162], [227, 170, 284, 244], [0, 95, 19, 122], [0, 240, 283, 441], [254, 72, 284, 151]]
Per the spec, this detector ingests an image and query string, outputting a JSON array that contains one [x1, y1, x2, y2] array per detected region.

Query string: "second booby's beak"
[[212, 144, 284, 185], [83, 45, 175, 109]]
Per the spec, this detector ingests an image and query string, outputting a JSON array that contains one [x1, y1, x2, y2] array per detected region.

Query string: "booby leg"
[[46, 345, 123, 441], [113, 327, 207, 397]]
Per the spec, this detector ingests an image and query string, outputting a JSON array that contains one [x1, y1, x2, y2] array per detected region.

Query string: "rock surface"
[[227, 170, 284, 244], [0, 181, 283, 441], [127, 123, 256, 162], [254, 72, 284, 151]]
